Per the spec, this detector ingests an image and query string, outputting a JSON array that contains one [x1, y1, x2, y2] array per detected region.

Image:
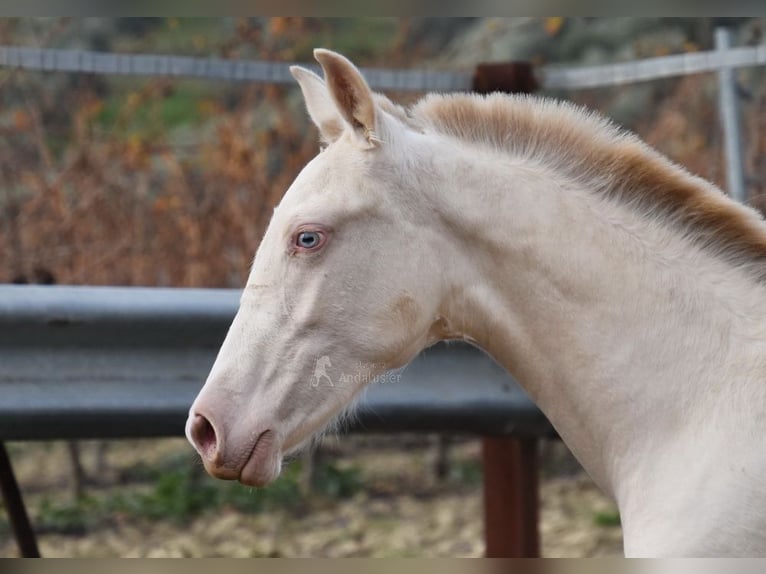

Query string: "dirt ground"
[[0, 436, 623, 558]]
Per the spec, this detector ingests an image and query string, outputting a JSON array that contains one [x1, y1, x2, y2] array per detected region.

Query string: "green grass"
[[32, 457, 362, 534], [593, 509, 621, 527], [96, 82, 211, 136], [36, 496, 101, 535], [447, 459, 483, 487], [311, 461, 363, 498]]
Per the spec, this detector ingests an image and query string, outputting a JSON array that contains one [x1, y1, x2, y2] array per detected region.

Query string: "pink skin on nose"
[[240, 430, 278, 487], [189, 414, 217, 461], [188, 410, 280, 485]]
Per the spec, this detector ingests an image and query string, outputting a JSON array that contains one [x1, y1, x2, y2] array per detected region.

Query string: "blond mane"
[[410, 92, 766, 283]]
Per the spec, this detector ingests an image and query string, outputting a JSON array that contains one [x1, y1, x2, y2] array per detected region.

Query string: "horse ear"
[[289, 65, 344, 145], [313, 48, 377, 148]]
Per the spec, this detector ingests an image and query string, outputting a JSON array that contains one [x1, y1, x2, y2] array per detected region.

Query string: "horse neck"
[[423, 138, 766, 506]]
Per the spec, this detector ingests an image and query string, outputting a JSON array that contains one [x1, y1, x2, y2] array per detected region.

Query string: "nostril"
[[191, 414, 217, 461]]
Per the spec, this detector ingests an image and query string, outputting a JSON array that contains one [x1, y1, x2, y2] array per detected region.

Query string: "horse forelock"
[[405, 92, 766, 283]]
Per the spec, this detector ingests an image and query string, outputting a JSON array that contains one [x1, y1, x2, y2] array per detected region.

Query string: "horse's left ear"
[[289, 65, 344, 145], [314, 48, 377, 149]]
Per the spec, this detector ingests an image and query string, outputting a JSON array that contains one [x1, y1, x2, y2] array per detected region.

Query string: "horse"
[[187, 48, 766, 556]]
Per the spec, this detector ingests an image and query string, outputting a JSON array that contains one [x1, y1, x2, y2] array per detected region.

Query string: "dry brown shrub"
[[0, 19, 327, 288], [5, 20, 766, 289]]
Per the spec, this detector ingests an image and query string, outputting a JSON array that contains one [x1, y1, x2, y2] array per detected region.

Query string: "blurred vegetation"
[[20, 444, 488, 537], [445, 458, 483, 487], [593, 509, 621, 528], [31, 454, 362, 535], [4, 17, 766, 287], [0, 17, 423, 287], [0, 437, 489, 540]]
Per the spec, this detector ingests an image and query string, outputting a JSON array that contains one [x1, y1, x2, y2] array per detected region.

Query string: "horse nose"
[[187, 410, 241, 480], [189, 413, 219, 463]]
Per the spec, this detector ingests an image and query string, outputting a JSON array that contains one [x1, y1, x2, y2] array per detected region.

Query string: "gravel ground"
[[0, 437, 623, 557]]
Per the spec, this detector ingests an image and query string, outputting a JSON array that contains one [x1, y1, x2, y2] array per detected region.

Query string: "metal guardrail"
[[0, 284, 550, 440], [0, 284, 550, 558]]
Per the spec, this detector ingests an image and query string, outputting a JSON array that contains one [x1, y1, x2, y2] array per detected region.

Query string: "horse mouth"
[[239, 429, 281, 487]]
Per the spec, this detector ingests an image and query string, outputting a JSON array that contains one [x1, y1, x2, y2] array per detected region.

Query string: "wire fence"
[[1, 41, 766, 92], [0, 46, 473, 92], [542, 42, 766, 90], [0, 34, 759, 201]]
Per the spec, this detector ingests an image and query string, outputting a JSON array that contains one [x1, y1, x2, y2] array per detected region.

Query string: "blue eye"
[[292, 226, 330, 252], [297, 231, 321, 249]]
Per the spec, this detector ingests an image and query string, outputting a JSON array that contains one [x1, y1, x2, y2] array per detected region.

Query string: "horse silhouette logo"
[[311, 355, 333, 387]]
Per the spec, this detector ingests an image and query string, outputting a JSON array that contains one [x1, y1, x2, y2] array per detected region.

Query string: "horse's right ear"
[[289, 65, 344, 145]]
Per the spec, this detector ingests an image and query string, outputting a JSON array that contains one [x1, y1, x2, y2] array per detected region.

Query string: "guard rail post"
[[0, 442, 40, 557]]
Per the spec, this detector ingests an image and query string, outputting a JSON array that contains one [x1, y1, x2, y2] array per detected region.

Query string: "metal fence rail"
[[0, 284, 550, 558], [0, 284, 548, 439], [542, 41, 766, 89], [1, 42, 766, 92], [0, 45, 473, 92]]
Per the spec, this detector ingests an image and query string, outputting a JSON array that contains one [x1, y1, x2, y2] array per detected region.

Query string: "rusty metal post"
[[473, 62, 539, 96], [0, 442, 40, 557], [482, 436, 540, 557], [473, 60, 541, 558]]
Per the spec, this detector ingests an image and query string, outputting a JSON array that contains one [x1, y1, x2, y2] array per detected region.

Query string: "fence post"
[[715, 26, 748, 203], [482, 436, 540, 557], [472, 61, 541, 559], [0, 442, 40, 557]]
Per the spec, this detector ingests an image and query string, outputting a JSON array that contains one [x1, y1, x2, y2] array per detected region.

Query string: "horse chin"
[[238, 430, 283, 487]]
